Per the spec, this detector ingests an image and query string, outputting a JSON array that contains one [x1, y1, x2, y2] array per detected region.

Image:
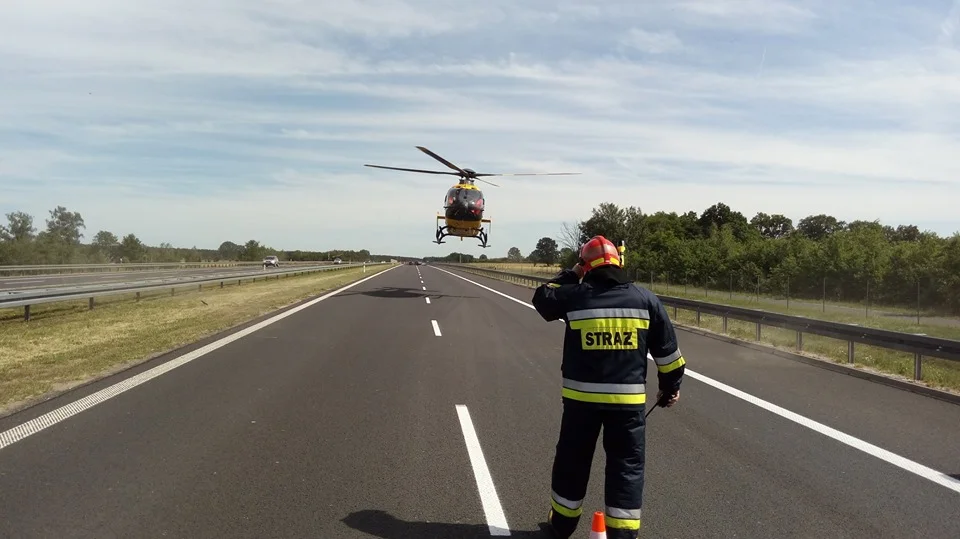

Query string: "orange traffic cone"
[[589, 511, 606, 538]]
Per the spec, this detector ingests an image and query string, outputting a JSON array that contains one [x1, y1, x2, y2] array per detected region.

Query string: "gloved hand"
[[655, 390, 680, 407]]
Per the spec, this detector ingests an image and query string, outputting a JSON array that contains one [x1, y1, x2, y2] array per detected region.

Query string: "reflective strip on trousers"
[[562, 379, 646, 405], [551, 490, 583, 518], [606, 506, 642, 530]]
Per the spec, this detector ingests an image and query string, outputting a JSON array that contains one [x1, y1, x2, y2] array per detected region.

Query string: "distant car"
[[333, 257, 342, 264], [262, 256, 279, 268]]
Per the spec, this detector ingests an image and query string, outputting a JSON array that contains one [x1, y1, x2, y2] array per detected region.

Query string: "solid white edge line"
[[683, 368, 960, 494], [432, 319, 442, 336], [430, 265, 960, 496], [0, 264, 400, 451], [456, 404, 511, 536]]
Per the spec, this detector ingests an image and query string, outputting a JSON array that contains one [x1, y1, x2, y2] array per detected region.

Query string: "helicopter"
[[364, 146, 579, 248]]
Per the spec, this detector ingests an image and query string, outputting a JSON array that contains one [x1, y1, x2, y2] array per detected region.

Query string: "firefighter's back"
[[559, 279, 658, 410]]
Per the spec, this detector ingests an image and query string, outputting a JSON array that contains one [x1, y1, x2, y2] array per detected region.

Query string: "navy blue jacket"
[[532, 266, 685, 409]]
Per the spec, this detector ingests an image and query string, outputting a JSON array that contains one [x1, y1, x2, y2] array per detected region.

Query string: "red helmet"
[[579, 235, 621, 272]]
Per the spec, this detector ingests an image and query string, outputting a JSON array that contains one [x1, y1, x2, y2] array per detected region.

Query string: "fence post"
[[914, 353, 922, 380], [847, 341, 855, 364]]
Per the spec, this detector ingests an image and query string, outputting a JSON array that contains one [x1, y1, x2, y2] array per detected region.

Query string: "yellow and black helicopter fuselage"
[[437, 181, 491, 247]]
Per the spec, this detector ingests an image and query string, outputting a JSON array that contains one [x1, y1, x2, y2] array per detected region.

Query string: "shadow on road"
[[950, 473, 960, 480], [342, 509, 551, 538], [335, 287, 478, 300]]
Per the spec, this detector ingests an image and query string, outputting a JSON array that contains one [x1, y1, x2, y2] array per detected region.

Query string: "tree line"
[[0, 206, 397, 265], [487, 202, 960, 315]]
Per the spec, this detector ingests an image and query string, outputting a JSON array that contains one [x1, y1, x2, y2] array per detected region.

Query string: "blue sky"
[[1, 0, 959, 258]]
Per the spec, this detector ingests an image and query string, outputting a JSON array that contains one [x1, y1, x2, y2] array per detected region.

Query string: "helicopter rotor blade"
[[364, 164, 462, 176], [473, 177, 500, 187], [474, 172, 582, 176], [415, 146, 467, 175]]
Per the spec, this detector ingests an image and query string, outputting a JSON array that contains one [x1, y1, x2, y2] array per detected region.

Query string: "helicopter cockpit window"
[[461, 189, 482, 203]]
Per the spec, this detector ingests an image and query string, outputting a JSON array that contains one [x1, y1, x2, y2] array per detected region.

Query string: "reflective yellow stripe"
[[569, 317, 647, 350], [587, 255, 620, 267], [547, 283, 561, 288], [562, 387, 646, 404], [551, 499, 583, 518], [657, 356, 686, 373], [605, 515, 641, 530]]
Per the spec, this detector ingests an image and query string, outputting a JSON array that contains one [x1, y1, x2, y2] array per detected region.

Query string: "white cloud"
[[1, 0, 959, 258], [620, 29, 683, 54]]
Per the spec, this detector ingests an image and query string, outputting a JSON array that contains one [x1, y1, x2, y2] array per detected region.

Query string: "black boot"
[[546, 508, 580, 539]]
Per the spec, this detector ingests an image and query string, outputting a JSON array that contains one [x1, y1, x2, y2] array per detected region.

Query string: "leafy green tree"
[[750, 212, 794, 239], [530, 237, 559, 266], [796, 214, 844, 241], [0, 211, 36, 242], [218, 241, 241, 260], [91, 230, 120, 262], [117, 233, 147, 262]]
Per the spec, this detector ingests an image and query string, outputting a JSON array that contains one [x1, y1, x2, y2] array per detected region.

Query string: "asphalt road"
[[0, 265, 313, 292], [1, 264, 958, 538]]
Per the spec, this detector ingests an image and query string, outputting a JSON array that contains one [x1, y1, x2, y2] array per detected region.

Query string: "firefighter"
[[532, 235, 685, 539]]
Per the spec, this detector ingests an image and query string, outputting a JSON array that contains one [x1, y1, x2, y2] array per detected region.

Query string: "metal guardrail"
[[2, 263, 381, 321], [438, 264, 960, 382], [0, 261, 330, 276]]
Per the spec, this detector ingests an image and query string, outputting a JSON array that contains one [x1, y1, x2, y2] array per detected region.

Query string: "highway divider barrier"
[[1, 262, 384, 321], [435, 263, 960, 386], [0, 260, 337, 276]]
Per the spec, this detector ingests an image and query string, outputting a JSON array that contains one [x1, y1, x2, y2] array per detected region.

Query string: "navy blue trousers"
[[548, 402, 645, 539]]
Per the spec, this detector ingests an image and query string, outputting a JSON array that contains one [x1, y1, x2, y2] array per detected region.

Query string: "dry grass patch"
[[0, 265, 393, 414]]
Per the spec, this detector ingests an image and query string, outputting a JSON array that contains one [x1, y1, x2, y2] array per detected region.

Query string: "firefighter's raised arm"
[[647, 295, 686, 403], [532, 265, 582, 322]]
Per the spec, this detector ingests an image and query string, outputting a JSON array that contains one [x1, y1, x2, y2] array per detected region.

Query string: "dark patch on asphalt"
[[334, 286, 478, 300]]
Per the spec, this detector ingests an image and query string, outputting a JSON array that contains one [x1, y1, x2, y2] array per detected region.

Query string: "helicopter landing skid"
[[435, 225, 490, 248]]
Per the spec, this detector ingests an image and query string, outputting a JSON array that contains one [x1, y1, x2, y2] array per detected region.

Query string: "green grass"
[[461, 263, 960, 395], [0, 264, 395, 415]]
